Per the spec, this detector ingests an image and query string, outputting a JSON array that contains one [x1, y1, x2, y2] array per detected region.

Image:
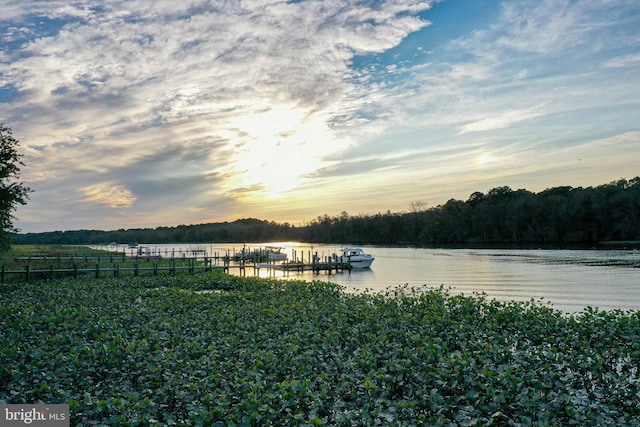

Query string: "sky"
[[1, 0, 639, 233]]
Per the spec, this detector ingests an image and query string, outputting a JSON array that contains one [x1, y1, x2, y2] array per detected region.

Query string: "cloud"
[[4, 0, 433, 160], [80, 183, 137, 208], [457, 106, 546, 134], [1, 0, 437, 229], [495, 0, 583, 54], [604, 53, 640, 68], [2, 0, 639, 232]]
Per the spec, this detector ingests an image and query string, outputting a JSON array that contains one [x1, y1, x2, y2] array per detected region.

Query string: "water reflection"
[[252, 246, 640, 314], [98, 243, 640, 314]]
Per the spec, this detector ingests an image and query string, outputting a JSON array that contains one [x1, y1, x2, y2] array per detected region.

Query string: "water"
[[100, 243, 640, 314]]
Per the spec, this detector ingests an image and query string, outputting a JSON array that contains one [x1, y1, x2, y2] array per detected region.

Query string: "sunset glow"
[[1, 0, 638, 232]]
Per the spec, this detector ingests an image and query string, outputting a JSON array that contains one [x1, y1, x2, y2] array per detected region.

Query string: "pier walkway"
[[1, 247, 353, 283]]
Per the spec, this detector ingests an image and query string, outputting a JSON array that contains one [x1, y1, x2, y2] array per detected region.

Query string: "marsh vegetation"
[[2, 268, 639, 425]]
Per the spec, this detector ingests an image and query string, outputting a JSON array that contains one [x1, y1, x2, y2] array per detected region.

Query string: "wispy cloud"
[[604, 52, 640, 68], [458, 105, 547, 134], [80, 183, 137, 209]]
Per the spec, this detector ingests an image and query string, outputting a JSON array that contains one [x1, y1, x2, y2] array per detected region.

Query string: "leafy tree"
[[1, 124, 32, 251]]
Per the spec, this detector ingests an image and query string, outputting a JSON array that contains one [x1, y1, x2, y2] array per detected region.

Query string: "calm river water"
[[111, 242, 640, 314]]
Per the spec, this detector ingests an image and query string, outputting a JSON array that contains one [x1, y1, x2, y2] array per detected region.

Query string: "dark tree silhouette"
[[1, 124, 32, 251]]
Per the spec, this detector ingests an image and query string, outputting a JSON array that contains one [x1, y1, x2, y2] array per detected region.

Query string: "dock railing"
[[1, 249, 353, 284], [0, 257, 223, 283]]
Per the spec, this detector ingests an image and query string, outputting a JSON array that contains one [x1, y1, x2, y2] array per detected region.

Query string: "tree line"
[[12, 177, 640, 247], [306, 178, 640, 246]]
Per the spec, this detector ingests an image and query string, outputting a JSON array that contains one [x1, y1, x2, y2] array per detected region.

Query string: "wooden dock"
[[220, 260, 351, 277], [1, 247, 354, 283], [255, 260, 351, 275], [217, 248, 353, 277], [0, 262, 220, 283]]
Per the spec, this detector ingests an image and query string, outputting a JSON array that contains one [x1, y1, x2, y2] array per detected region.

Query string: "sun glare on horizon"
[[222, 105, 345, 201]]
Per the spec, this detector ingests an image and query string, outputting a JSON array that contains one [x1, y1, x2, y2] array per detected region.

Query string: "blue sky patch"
[[0, 85, 20, 103]]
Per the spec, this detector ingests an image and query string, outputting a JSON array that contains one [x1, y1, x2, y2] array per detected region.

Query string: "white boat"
[[340, 247, 374, 268], [264, 246, 288, 261], [233, 246, 288, 262]]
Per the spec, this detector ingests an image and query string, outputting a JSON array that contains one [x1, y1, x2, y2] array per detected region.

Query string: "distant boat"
[[264, 246, 288, 261], [340, 247, 374, 268], [233, 246, 288, 262]]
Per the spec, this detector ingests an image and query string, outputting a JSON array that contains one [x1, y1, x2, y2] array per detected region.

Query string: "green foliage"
[[2, 275, 639, 425], [0, 124, 32, 251]]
